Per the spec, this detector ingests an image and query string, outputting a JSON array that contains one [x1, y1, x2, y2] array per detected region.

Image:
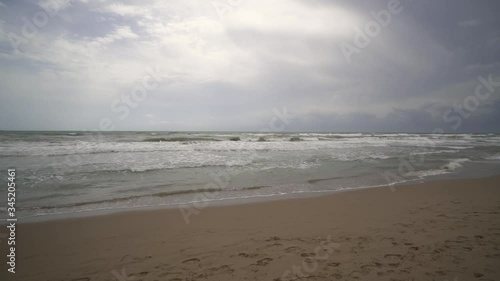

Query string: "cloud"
[[0, 0, 499, 132], [100, 3, 153, 18]]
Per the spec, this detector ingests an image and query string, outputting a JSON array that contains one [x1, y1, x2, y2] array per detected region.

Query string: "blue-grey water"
[[1, 131, 500, 221]]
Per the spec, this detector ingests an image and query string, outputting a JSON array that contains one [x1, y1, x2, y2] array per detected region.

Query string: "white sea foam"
[[444, 146, 473, 150], [405, 169, 448, 178], [485, 153, 500, 160], [413, 149, 458, 155], [405, 158, 471, 179], [441, 158, 471, 170]]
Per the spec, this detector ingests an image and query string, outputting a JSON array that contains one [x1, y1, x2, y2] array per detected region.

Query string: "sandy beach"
[[2, 175, 500, 281]]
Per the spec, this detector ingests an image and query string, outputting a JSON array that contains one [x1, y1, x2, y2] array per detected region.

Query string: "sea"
[[1, 131, 499, 221]]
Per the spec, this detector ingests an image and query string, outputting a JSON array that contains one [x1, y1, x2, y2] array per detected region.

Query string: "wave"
[[443, 146, 473, 150], [0, 148, 187, 157], [367, 154, 392, 160], [404, 169, 448, 178], [38, 131, 87, 136], [441, 158, 470, 170], [142, 137, 221, 142], [405, 158, 471, 179], [307, 175, 358, 184], [49, 160, 252, 175], [19, 185, 270, 211], [332, 153, 394, 161], [123, 162, 250, 172], [412, 149, 459, 155], [484, 153, 500, 160]]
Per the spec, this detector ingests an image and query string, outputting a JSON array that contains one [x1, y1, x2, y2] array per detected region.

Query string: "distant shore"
[[2, 175, 499, 281]]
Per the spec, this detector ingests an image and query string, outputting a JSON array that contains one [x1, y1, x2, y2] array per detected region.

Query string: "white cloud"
[[100, 3, 153, 19], [226, 0, 360, 37], [90, 25, 139, 46]]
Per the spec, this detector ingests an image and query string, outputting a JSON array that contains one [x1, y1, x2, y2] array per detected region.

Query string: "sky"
[[0, 0, 499, 132]]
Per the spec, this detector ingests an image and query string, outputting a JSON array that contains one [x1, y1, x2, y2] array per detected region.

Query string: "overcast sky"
[[0, 0, 499, 132]]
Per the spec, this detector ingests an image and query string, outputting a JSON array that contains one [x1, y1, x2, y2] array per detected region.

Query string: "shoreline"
[[12, 171, 499, 224], [2, 175, 500, 280]]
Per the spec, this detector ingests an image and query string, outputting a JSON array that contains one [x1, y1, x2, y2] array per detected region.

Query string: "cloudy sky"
[[0, 0, 499, 132]]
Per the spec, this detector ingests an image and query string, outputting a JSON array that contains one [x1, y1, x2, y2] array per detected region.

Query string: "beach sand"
[[3, 175, 500, 281]]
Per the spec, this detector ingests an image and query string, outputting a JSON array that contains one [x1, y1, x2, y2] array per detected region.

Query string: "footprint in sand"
[[129, 271, 149, 277], [266, 236, 281, 241], [256, 258, 273, 266], [238, 252, 258, 258], [384, 254, 403, 259], [263, 242, 283, 249], [182, 258, 200, 264], [339, 236, 351, 241], [216, 265, 234, 273], [357, 236, 369, 242], [285, 246, 302, 254], [327, 262, 341, 267], [361, 263, 378, 270]]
